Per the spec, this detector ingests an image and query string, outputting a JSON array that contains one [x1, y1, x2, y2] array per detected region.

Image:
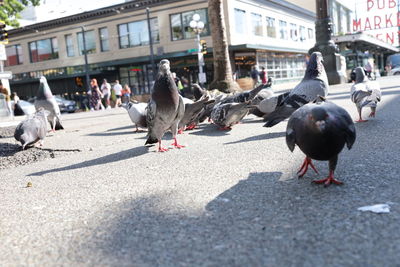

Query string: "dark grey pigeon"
[[350, 66, 381, 122], [220, 82, 272, 105], [14, 109, 50, 150], [286, 100, 356, 186], [178, 96, 215, 132], [264, 52, 329, 127], [145, 59, 185, 152], [211, 101, 255, 130], [34, 76, 64, 131], [192, 83, 207, 101]]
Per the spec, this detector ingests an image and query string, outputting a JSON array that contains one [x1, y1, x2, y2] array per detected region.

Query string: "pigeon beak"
[[315, 120, 326, 131]]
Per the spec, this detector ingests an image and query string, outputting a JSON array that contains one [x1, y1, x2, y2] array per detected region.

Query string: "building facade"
[[5, 0, 316, 99]]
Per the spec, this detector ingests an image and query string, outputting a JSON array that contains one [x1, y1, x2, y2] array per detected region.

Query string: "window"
[[170, 8, 209, 41], [118, 18, 159, 48], [266, 17, 276, 38], [308, 28, 314, 40], [290, 23, 298, 41], [29, 38, 58, 63], [299, 26, 306, 41], [65, 34, 74, 57], [77, 30, 96, 55], [5, 44, 23, 66], [279, 20, 288, 40], [99, 27, 109, 52], [234, 8, 246, 34], [251, 13, 262, 36]]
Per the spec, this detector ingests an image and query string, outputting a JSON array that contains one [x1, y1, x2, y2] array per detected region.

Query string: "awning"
[[333, 32, 399, 54]]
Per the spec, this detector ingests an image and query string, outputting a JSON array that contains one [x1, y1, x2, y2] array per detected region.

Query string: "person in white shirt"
[[113, 80, 123, 107], [101, 79, 111, 109]]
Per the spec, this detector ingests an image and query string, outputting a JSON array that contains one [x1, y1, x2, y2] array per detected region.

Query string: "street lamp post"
[[80, 26, 91, 92], [190, 14, 206, 87], [309, 0, 345, 85], [146, 7, 156, 82]]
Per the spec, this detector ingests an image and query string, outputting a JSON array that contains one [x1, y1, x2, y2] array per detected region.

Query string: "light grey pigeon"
[[178, 96, 215, 132], [14, 109, 50, 150], [34, 76, 64, 131], [350, 67, 381, 122], [211, 101, 255, 130], [286, 100, 356, 186], [145, 59, 185, 152], [124, 101, 147, 132], [220, 82, 272, 105], [254, 92, 290, 117], [264, 51, 329, 127]]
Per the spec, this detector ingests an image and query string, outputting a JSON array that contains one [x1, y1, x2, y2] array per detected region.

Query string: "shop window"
[[234, 8, 246, 35], [65, 34, 74, 57], [77, 30, 96, 55], [118, 18, 159, 48], [251, 13, 262, 36], [5, 44, 23, 66], [279, 20, 288, 40], [29, 38, 59, 63], [266, 17, 276, 38], [170, 8, 209, 41], [99, 27, 109, 52], [308, 28, 314, 40]]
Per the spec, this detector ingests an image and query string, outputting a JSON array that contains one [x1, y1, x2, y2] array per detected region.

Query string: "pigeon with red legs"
[[264, 52, 329, 128], [178, 96, 215, 132], [350, 67, 381, 123], [145, 59, 185, 152], [286, 100, 356, 186]]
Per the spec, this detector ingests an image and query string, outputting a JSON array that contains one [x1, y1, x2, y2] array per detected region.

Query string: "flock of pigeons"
[[13, 52, 382, 187]]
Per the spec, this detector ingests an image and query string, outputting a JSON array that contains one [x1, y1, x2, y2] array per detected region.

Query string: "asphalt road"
[[1, 76, 400, 266]]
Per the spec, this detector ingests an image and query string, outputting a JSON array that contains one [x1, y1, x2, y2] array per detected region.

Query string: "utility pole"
[[309, 0, 345, 84], [80, 26, 91, 92]]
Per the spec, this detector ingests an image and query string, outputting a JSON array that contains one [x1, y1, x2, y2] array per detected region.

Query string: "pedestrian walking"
[[113, 80, 123, 107], [172, 72, 184, 96], [250, 66, 260, 87], [259, 67, 267, 84], [0, 82, 12, 116], [90, 79, 103, 111], [101, 79, 111, 109], [121, 84, 131, 104]]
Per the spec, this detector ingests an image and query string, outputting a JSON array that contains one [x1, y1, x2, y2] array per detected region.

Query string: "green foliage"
[[0, 0, 40, 27]]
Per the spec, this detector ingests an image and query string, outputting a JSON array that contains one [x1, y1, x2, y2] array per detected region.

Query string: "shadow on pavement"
[[107, 125, 133, 132], [87, 131, 135, 137], [224, 131, 285, 145], [0, 142, 21, 157], [82, 170, 400, 266], [28, 146, 149, 176], [189, 124, 231, 137]]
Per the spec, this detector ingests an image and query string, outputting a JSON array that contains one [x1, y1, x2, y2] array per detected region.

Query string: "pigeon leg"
[[186, 123, 197, 130], [178, 128, 184, 134], [218, 126, 232, 131], [369, 107, 376, 118], [355, 108, 368, 122], [52, 117, 56, 132], [158, 141, 169, 152], [297, 157, 319, 178], [313, 170, 343, 186], [171, 137, 185, 149]]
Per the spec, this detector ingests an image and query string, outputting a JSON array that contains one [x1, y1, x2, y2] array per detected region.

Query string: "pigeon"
[[14, 109, 50, 150], [350, 67, 382, 122], [211, 101, 255, 130], [178, 96, 215, 132], [264, 52, 329, 127], [124, 101, 147, 132], [253, 91, 289, 117], [192, 83, 207, 101], [220, 81, 272, 105], [34, 76, 64, 131], [286, 100, 356, 186], [145, 59, 185, 152]]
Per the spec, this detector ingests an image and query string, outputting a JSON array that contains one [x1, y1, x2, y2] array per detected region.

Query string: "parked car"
[[54, 96, 77, 113], [10, 100, 36, 116], [28, 95, 78, 113], [386, 53, 400, 75]]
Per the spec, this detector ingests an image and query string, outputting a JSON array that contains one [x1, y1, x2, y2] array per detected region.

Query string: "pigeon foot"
[[178, 129, 184, 134], [185, 123, 197, 130], [313, 171, 343, 186], [171, 138, 185, 149], [368, 112, 376, 118], [297, 157, 319, 178], [218, 126, 232, 131], [355, 119, 368, 123], [158, 141, 169, 152]]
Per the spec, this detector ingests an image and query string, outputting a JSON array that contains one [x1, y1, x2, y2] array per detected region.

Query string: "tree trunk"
[[208, 0, 240, 93]]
